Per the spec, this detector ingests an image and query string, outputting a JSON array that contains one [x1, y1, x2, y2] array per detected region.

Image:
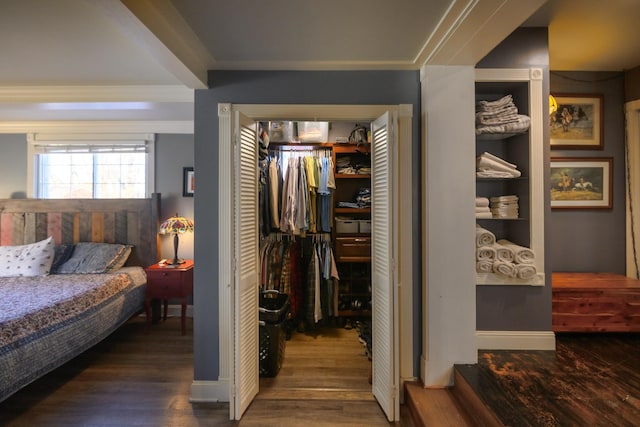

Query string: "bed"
[[0, 195, 160, 402]]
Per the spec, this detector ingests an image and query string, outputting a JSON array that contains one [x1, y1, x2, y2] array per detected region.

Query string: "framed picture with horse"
[[550, 94, 603, 150], [550, 157, 613, 209]]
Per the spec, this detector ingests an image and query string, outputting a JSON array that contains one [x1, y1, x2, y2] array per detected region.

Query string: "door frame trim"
[[217, 103, 414, 412]]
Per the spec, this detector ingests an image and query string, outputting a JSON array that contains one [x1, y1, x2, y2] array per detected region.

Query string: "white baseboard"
[[190, 380, 229, 403], [476, 330, 556, 350]]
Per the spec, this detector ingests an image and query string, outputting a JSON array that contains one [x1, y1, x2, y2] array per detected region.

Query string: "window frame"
[[27, 133, 155, 199]]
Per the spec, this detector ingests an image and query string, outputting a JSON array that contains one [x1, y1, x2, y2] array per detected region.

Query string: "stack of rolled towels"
[[476, 94, 531, 136], [490, 195, 519, 219], [476, 152, 521, 178], [475, 197, 492, 219], [475, 224, 537, 280]]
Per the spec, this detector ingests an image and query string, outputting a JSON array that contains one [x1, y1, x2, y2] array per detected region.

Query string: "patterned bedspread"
[[0, 267, 145, 348], [0, 267, 146, 402]]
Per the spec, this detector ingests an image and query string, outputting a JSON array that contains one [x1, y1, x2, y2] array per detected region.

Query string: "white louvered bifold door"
[[371, 111, 399, 422], [232, 111, 259, 420]]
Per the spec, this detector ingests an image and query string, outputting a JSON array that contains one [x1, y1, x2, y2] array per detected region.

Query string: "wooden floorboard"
[[0, 316, 407, 426], [454, 333, 640, 426]]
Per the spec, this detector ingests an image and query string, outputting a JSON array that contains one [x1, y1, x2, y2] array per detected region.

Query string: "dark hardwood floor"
[[10, 315, 639, 426], [455, 333, 640, 426], [0, 315, 407, 426]]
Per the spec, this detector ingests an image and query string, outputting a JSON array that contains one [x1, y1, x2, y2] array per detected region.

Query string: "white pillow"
[[0, 236, 55, 277]]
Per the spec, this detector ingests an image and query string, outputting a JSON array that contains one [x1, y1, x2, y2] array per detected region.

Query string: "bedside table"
[[145, 259, 194, 335]]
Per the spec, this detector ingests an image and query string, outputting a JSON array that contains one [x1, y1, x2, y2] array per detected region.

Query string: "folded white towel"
[[497, 239, 535, 264], [475, 197, 490, 207], [476, 260, 493, 273], [477, 157, 521, 178], [491, 211, 518, 219], [476, 225, 496, 247], [480, 152, 518, 170], [476, 212, 493, 219], [516, 263, 537, 280], [476, 245, 496, 261], [475, 115, 531, 135], [476, 104, 518, 115], [476, 109, 519, 126], [476, 206, 490, 214], [491, 209, 519, 216], [478, 95, 514, 110], [477, 170, 519, 178], [492, 260, 517, 277], [491, 201, 519, 207], [490, 195, 519, 202], [493, 243, 515, 263]]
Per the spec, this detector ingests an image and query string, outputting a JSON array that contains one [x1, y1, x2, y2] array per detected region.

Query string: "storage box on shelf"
[[474, 68, 545, 286]]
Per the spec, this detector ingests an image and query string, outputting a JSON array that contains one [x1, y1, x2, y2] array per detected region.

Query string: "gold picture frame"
[[550, 94, 603, 150]]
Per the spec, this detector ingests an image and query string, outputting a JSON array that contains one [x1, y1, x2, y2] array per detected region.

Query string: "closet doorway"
[[218, 104, 413, 422]]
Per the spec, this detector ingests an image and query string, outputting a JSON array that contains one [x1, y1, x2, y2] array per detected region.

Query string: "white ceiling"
[[0, 0, 637, 127]]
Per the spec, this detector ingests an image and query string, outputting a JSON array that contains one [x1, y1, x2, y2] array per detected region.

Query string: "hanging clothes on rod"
[[305, 233, 340, 327], [267, 146, 335, 236], [260, 233, 304, 320], [260, 232, 339, 329]]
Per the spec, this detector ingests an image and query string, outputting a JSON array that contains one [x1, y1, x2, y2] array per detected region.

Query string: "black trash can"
[[258, 290, 290, 377]]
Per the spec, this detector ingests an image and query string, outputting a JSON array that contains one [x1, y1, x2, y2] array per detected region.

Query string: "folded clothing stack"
[[476, 94, 531, 136], [336, 156, 371, 175], [476, 152, 521, 178], [355, 188, 371, 207], [490, 195, 519, 219], [336, 156, 356, 174], [338, 187, 371, 209], [475, 197, 491, 219]]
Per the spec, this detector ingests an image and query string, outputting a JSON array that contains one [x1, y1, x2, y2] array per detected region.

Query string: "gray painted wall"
[[155, 134, 195, 262], [0, 134, 28, 198], [549, 71, 626, 273], [475, 27, 553, 331], [193, 70, 421, 380], [0, 133, 194, 260]]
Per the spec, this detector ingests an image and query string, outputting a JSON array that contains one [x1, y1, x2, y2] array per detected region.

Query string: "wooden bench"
[[552, 272, 640, 332]]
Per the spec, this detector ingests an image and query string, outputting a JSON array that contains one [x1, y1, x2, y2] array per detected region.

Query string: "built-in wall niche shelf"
[[475, 68, 545, 286]]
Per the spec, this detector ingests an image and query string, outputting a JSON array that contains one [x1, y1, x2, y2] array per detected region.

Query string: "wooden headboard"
[[0, 194, 161, 267]]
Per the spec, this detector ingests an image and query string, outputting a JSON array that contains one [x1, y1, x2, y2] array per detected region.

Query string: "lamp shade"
[[159, 214, 193, 265], [159, 215, 194, 235]]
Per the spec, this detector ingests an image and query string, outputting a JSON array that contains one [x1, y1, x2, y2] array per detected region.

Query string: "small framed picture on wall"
[[550, 157, 612, 209], [550, 94, 603, 150], [183, 167, 194, 197]]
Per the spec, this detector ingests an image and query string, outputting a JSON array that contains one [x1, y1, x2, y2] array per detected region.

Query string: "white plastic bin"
[[297, 121, 329, 142], [336, 219, 358, 234], [358, 220, 372, 234]]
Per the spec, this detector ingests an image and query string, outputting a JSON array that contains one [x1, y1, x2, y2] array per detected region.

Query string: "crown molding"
[[0, 120, 193, 134], [0, 85, 194, 103]]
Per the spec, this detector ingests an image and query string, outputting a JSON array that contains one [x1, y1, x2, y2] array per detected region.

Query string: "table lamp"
[[159, 214, 194, 265]]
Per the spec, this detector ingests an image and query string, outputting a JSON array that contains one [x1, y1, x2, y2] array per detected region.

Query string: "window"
[[28, 133, 155, 199]]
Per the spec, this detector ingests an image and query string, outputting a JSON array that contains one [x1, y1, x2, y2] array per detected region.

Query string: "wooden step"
[[450, 366, 504, 427], [404, 380, 476, 427]]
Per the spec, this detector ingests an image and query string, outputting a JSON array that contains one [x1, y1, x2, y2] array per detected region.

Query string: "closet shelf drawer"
[[335, 237, 371, 262]]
